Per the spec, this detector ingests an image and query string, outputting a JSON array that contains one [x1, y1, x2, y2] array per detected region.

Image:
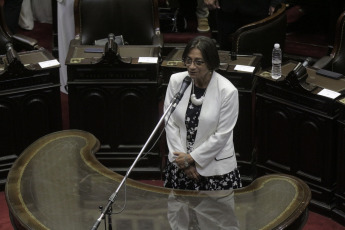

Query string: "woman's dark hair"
[[182, 36, 220, 71]]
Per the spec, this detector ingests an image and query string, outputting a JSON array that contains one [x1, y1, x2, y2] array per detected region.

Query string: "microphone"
[[106, 33, 117, 52], [291, 57, 312, 76], [302, 57, 312, 67], [6, 43, 19, 64], [171, 76, 192, 112]]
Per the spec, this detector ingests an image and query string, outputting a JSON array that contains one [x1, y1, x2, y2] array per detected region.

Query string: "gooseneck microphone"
[[171, 76, 192, 112], [302, 57, 312, 67], [90, 76, 190, 230], [175, 76, 192, 102], [6, 43, 19, 64]]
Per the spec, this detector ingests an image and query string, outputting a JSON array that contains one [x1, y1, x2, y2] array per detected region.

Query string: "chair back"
[[74, 0, 160, 45], [330, 11, 345, 74], [0, 5, 13, 54], [0, 4, 39, 55], [232, 4, 287, 68]]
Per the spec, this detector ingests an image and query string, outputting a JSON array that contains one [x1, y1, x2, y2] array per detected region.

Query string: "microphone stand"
[[90, 96, 179, 230]]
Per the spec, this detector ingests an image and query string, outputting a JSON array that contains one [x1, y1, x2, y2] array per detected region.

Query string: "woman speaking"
[[164, 36, 242, 191]]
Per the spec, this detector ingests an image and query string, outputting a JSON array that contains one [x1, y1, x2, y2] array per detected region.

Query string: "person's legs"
[[216, 10, 238, 50], [196, 0, 210, 32], [3, 0, 24, 34], [196, 0, 209, 18], [19, 0, 34, 30]]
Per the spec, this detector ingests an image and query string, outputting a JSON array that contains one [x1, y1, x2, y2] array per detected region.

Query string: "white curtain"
[[57, 0, 75, 94]]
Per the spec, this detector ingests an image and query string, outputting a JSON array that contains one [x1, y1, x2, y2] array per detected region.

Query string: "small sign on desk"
[[138, 57, 158, 64], [39, 59, 60, 68], [234, 65, 255, 73], [317, 88, 341, 99]]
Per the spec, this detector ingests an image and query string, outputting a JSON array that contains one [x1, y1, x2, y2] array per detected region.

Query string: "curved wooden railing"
[[5, 130, 311, 230]]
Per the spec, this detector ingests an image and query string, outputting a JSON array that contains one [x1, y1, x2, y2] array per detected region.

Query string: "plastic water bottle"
[[271, 43, 282, 79]]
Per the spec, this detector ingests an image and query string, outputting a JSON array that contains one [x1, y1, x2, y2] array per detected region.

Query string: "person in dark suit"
[[3, 0, 24, 34], [205, 0, 284, 50]]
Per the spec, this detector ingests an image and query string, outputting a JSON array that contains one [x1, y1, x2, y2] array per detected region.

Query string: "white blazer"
[[164, 71, 239, 176]]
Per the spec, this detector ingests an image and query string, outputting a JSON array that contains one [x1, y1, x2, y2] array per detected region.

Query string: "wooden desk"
[[0, 49, 62, 190], [334, 98, 345, 225], [65, 45, 161, 178], [255, 61, 345, 215], [161, 48, 261, 89], [5, 130, 311, 230]]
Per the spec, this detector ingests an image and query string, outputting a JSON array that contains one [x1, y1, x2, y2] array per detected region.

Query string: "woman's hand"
[[184, 165, 200, 180], [173, 152, 193, 169], [174, 152, 199, 180], [204, 0, 220, 10], [269, 6, 275, 15]]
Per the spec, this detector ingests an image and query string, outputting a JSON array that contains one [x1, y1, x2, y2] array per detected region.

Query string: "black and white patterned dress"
[[164, 84, 242, 190]]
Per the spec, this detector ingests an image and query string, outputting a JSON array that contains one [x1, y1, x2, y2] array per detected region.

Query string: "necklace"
[[190, 82, 207, 106]]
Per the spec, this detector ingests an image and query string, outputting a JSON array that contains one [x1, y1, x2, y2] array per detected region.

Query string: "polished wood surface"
[[0, 49, 62, 190], [255, 62, 345, 214], [161, 48, 262, 85], [5, 130, 311, 230], [66, 45, 161, 173]]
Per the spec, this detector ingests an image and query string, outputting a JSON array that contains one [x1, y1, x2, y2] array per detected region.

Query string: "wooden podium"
[[0, 49, 62, 190], [66, 44, 162, 178], [255, 61, 345, 215]]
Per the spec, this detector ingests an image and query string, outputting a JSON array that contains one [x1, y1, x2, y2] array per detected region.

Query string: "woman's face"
[[184, 48, 210, 82]]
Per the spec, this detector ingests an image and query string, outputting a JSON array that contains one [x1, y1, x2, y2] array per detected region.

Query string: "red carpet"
[[60, 92, 70, 130], [1, 191, 13, 230], [1, 187, 344, 230]]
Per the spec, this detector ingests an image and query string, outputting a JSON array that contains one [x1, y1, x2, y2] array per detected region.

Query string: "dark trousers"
[[3, 0, 24, 34], [216, 10, 267, 51]]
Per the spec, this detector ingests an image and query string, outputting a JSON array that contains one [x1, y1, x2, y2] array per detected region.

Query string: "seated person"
[[205, 0, 284, 50], [196, 0, 210, 32], [176, 0, 210, 32], [3, 0, 23, 34]]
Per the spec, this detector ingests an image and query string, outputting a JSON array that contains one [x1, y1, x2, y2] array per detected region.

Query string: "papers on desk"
[[317, 88, 341, 99], [138, 57, 158, 64], [39, 59, 60, 68], [234, 65, 255, 73]]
